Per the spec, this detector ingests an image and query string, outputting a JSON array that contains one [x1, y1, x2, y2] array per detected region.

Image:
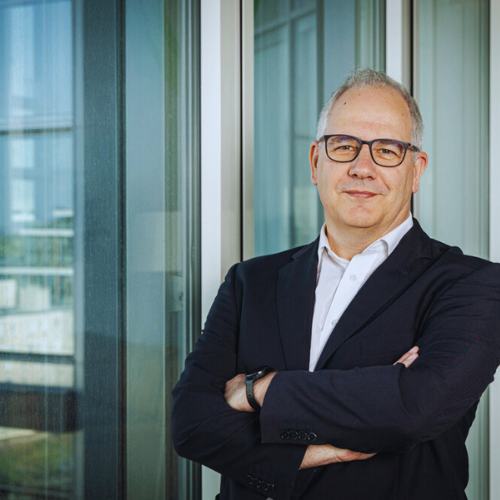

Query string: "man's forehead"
[[327, 85, 412, 136], [334, 85, 407, 110]]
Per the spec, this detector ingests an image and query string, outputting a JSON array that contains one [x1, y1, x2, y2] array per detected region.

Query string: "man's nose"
[[348, 144, 377, 178]]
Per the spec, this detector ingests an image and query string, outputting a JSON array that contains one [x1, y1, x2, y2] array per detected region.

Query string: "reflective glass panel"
[[415, 2, 489, 499], [416, 0, 489, 259], [125, 1, 201, 499], [0, 0, 76, 497], [0, 0, 200, 498], [254, 0, 385, 255]]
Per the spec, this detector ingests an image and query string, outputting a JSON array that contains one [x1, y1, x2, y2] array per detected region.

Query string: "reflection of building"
[[0, 227, 75, 387], [0, 1, 76, 496], [0, 280, 16, 309], [0, 309, 74, 386], [0, 309, 73, 355]]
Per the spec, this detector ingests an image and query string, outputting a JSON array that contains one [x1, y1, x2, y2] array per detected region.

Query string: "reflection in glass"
[[1, 0, 201, 498], [0, 0, 75, 497], [415, 2, 489, 499], [415, 0, 489, 258], [125, 1, 201, 499], [254, 0, 385, 256], [255, 0, 287, 27], [0, 429, 74, 494]]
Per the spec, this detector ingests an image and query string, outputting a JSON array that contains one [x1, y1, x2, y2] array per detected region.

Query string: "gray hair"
[[316, 68, 423, 149]]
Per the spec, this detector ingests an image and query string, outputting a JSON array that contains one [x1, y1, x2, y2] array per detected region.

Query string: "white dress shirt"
[[308, 214, 414, 371]]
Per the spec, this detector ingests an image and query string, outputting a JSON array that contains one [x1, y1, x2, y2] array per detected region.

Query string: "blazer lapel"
[[314, 220, 435, 370], [276, 239, 319, 371]]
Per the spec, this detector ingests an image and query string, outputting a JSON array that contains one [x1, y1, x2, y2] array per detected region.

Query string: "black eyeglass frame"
[[319, 134, 420, 167]]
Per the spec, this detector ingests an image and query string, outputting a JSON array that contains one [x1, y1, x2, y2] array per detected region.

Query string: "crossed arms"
[[172, 259, 500, 499], [224, 347, 419, 469]]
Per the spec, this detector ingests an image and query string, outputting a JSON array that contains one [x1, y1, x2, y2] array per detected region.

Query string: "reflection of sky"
[[0, 0, 74, 232], [0, 0, 72, 124]]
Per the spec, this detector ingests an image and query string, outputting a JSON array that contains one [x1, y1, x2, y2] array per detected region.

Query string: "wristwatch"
[[245, 366, 273, 411]]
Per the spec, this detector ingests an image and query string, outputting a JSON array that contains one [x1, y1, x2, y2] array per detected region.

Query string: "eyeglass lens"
[[326, 135, 406, 166]]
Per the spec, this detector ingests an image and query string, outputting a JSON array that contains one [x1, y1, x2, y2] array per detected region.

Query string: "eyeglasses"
[[319, 134, 420, 167]]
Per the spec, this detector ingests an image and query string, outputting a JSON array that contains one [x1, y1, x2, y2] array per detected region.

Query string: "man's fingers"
[[336, 449, 376, 462], [395, 346, 419, 368], [351, 452, 376, 461], [300, 445, 377, 469]]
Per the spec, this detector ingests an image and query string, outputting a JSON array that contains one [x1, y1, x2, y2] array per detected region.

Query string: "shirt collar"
[[318, 213, 414, 263]]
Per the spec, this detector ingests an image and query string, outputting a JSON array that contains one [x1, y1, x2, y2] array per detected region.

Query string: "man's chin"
[[340, 213, 380, 230]]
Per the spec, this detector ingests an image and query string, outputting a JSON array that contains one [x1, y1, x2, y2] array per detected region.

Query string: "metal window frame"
[[200, 0, 243, 497], [76, 0, 126, 497], [385, 0, 411, 87], [489, 2, 500, 498]]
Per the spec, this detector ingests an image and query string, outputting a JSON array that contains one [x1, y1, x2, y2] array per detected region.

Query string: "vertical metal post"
[[385, 0, 411, 87], [242, 0, 255, 261], [200, 0, 242, 497], [81, 0, 125, 497], [489, 1, 500, 498]]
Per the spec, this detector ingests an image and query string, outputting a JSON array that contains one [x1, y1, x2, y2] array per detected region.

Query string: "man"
[[172, 69, 500, 499]]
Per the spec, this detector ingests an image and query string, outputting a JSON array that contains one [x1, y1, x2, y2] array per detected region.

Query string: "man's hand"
[[395, 345, 419, 367], [224, 374, 251, 411], [300, 444, 376, 469], [224, 347, 419, 412]]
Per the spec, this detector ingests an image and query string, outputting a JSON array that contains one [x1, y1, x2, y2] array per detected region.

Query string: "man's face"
[[309, 86, 428, 241]]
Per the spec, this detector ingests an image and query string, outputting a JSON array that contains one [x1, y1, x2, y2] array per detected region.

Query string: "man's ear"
[[412, 151, 428, 194], [310, 141, 320, 186]]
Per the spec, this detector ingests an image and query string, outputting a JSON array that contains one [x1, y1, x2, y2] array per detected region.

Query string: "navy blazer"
[[172, 220, 500, 500]]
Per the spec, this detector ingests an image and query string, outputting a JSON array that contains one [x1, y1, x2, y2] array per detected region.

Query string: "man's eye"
[[377, 148, 397, 156]]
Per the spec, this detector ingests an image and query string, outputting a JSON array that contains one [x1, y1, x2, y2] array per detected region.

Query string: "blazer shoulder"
[[427, 235, 500, 285], [234, 239, 318, 279]]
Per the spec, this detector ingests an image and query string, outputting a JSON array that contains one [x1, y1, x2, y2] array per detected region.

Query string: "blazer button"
[[298, 431, 307, 441], [280, 430, 290, 440], [308, 432, 318, 442], [247, 474, 254, 485], [254, 479, 261, 489], [269, 483, 275, 490], [262, 481, 269, 491], [289, 430, 298, 440]]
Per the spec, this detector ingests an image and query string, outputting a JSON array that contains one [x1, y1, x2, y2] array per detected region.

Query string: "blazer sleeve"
[[259, 262, 500, 454], [172, 264, 306, 500]]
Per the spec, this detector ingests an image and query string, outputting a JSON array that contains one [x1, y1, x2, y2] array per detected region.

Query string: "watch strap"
[[245, 378, 261, 411]]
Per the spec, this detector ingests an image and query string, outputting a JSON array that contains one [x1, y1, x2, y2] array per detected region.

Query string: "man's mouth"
[[345, 190, 378, 199]]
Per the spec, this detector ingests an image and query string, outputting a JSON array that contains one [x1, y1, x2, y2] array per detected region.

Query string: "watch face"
[[246, 366, 271, 381]]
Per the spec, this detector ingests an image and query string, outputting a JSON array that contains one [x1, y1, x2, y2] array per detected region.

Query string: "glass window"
[[0, 1, 76, 496], [254, 0, 385, 256], [0, 0, 200, 498], [125, 1, 200, 499], [414, 2, 489, 499], [415, 0, 489, 259]]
